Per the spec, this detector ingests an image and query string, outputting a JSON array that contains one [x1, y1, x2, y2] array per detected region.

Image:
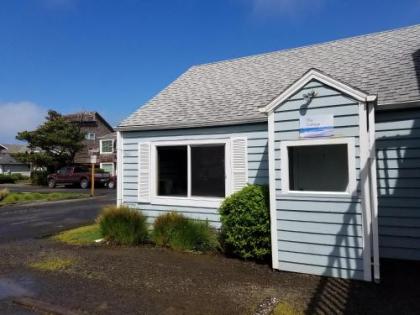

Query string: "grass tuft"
[[97, 206, 148, 245], [0, 192, 88, 205], [272, 302, 303, 315], [0, 188, 9, 201], [29, 257, 74, 271], [54, 224, 102, 245], [152, 212, 218, 252]]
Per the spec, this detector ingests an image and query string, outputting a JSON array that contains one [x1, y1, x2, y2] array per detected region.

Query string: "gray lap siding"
[[121, 123, 269, 227]]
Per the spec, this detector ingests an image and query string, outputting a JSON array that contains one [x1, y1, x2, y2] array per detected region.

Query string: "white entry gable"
[[259, 68, 377, 113]]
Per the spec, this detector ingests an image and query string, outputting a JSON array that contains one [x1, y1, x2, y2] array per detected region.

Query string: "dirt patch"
[[1, 239, 420, 314]]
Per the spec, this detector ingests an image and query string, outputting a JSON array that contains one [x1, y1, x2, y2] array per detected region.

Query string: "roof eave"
[[116, 117, 267, 132]]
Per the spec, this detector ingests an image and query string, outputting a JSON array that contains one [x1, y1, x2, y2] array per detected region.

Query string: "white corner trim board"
[[268, 112, 279, 269], [358, 102, 373, 282], [259, 69, 377, 113], [116, 131, 123, 206]]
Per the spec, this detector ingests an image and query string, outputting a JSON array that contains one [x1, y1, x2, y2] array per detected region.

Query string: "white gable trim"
[[259, 69, 377, 113]]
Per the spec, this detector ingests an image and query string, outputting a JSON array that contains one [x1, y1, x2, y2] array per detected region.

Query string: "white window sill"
[[150, 196, 224, 208], [278, 190, 358, 199]]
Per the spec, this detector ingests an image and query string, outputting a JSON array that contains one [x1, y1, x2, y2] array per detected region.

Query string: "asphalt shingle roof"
[[119, 24, 420, 130]]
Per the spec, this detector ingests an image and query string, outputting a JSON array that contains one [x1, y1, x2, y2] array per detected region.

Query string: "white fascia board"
[[259, 69, 376, 113]]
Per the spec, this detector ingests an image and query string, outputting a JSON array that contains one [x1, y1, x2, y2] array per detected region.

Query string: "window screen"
[[288, 144, 349, 192], [191, 145, 225, 197], [157, 146, 187, 196]]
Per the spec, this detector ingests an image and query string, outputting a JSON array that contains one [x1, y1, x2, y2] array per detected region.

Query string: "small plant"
[[0, 188, 9, 201], [97, 206, 148, 245], [219, 184, 271, 261], [0, 174, 16, 184], [30, 170, 48, 186], [30, 257, 74, 271], [152, 212, 218, 252]]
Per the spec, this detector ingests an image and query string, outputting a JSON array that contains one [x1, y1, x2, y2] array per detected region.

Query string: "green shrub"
[[0, 188, 9, 201], [152, 212, 218, 252], [219, 184, 271, 261], [97, 206, 148, 245], [0, 174, 16, 184], [30, 170, 48, 186]]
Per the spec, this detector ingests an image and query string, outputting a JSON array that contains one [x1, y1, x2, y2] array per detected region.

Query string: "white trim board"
[[259, 69, 377, 113]]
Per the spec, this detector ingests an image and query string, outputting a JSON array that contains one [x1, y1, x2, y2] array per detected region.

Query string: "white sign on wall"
[[90, 155, 97, 164], [299, 115, 334, 138]]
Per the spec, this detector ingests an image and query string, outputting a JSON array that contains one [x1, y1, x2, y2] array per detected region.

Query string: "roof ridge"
[[192, 23, 420, 69]]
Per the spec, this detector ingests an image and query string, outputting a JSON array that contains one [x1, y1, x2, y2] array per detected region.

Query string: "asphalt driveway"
[[0, 184, 115, 243]]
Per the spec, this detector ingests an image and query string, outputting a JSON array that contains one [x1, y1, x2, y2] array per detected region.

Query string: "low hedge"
[[219, 184, 271, 261], [152, 212, 218, 252], [97, 206, 148, 245], [30, 170, 48, 186]]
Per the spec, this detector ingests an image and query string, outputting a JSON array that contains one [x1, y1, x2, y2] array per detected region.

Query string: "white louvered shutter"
[[138, 142, 151, 202], [231, 137, 248, 193]]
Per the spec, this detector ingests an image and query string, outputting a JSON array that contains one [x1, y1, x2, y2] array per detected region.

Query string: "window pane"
[[101, 164, 113, 174], [191, 145, 225, 197], [158, 146, 187, 196], [288, 144, 349, 192], [101, 140, 113, 153]]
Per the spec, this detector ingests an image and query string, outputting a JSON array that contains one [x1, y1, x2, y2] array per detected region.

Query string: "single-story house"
[[116, 24, 420, 282], [0, 144, 31, 176]]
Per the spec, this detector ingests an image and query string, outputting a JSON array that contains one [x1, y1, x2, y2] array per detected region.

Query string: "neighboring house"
[[117, 24, 420, 282], [98, 132, 117, 176], [64, 111, 114, 166], [0, 144, 30, 175]]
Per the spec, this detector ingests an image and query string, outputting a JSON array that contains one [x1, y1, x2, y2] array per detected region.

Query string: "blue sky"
[[1, 0, 420, 143]]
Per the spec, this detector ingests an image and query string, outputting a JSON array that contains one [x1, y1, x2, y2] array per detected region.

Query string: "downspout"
[[367, 101, 380, 282]]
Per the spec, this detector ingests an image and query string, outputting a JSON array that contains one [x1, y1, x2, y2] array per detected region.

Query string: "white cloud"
[[0, 102, 47, 144], [242, 0, 326, 18]]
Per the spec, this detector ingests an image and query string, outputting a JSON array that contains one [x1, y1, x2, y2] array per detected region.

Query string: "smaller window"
[[85, 132, 96, 141], [281, 139, 355, 195], [100, 139, 114, 154]]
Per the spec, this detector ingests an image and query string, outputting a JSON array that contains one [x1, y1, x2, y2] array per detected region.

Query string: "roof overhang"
[[259, 69, 377, 113], [0, 144, 7, 151]]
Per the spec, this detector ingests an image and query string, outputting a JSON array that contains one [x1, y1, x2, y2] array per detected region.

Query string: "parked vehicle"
[[108, 175, 117, 189], [47, 166, 112, 189]]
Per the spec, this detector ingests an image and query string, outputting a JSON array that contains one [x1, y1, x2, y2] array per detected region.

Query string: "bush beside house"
[[152, 212, 218, 252], [98, 206, 149, 245], [219, 184, 271, 261]]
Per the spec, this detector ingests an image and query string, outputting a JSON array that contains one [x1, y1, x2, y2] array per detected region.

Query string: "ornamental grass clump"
[[97, 206, 148, 245], [0, 188, 9, 201], [219, 184, 271, 261], [152, 212, 218, 252]]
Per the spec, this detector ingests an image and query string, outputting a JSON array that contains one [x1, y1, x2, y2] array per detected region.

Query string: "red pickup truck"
[[47, 166, 112, 189]]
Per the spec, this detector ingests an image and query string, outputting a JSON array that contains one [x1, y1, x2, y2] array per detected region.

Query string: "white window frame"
[[150, 139, 231, 208], [280, 137, 357, 197], [100, 139, 114, 154], [100, 162, 114, 176], [86, 132, 96, 141]]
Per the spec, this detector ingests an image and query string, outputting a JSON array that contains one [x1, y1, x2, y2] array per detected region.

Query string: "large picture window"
[[156, 144, 226, 198], [281, 138, 356, 195]]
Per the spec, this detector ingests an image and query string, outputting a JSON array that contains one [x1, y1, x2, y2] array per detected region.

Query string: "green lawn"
[[54, 224, 102, 245], [0, 191, 89, 205]]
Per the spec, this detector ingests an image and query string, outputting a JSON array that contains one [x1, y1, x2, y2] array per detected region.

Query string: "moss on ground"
[[272, 302, 303, 315], [29, 257, 75, 271], [0, 192, 88, 205], [54, 224, 102, 245]]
